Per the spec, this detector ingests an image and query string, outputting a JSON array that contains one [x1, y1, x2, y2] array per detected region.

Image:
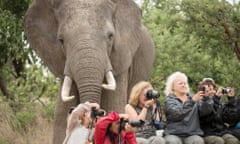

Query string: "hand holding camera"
[[90, 107, 105, 118], [119, 117, 145, 132], [216, 87, 234, 97], [192, 91, 202, 102], [198, 85, 212, 97], [144, 90, 160, 108], [224, 87, 234, 97], [192, 85, 207, 102], [89, 102, 100, 109], [145, 90, 160, 100]]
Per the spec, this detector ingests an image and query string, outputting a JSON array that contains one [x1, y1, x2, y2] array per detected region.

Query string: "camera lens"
[[119, 119, 145, 131], [91, 107, 105, 118], [145, 90, 160, 100], [128, 120, 145, 127]]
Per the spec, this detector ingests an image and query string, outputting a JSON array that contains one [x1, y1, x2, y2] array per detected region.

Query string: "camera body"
[[119, 118, 145, 131], [90, 107, 105, 118], [153, 121, 166, 130], [199, 86, 206, 92], [222, 88, 231, 94], [145, 90, 160, 100]]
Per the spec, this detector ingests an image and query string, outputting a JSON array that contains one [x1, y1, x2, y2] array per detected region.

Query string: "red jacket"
[[94, 111, 137, 144]]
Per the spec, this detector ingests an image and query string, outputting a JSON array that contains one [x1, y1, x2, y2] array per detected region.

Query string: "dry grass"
[[0, 103, 53, 144]]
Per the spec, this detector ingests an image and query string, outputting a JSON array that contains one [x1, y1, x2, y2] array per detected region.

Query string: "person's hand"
[[89, 103, 100, 109], [203, 86, 212, 97], [84, 101, 100, 109], [227, 87, 235, 97], [144, 99, 155, 108], [192, 91, 202, 102], [119, 113, 129, 120], [216, 87, 224, 97], [124, 123, 134, 133]]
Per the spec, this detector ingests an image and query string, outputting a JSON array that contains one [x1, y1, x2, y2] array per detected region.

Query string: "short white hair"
[[164, 71, 190, 96]]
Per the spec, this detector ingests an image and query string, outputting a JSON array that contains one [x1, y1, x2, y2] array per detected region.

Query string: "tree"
[[141, 0, 240, 97], [0, 0, 32, 100], [0, 0, 59, 107], [181, 0, 240, 59]]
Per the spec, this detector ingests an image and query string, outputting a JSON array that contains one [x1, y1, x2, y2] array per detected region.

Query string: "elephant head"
[[24, 0, 155, 143]]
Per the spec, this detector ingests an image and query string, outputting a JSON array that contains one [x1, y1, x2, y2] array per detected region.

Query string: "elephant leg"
[[101, 71, 128, 113], [53, 82, 78, 144]]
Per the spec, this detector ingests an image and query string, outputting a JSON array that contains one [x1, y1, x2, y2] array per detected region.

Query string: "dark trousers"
[[231, 128, 240, 140]]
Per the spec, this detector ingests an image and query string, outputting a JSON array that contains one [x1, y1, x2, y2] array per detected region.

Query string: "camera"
[[199, 86, 206, 92], [153, 121, 166, 130], [90, 107, 105, 118], [222, 88, 231, 94], [119, 118, 145, 131], [145, 90, 160, 100]]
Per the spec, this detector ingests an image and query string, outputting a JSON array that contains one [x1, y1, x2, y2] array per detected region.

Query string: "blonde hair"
[[128, 81, 152, 106], [164, 71, 190, 96]]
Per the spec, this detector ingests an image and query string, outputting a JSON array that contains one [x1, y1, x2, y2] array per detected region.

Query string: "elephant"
[[24, 0, 155, 143]]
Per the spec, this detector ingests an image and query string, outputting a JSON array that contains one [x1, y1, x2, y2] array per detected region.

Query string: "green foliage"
[[141, 0, 240, 98], [42, 101, 56, 120], [0, 0, 34, 64], [0, 0, 37, 102], [181, 0, 240, 57], [0, 138, 7, 144], [12, 105, 36, 132], [1, 62, 59, 102]]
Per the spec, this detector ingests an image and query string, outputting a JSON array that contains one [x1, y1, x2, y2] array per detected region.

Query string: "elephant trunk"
[[61, 47, 116, 103]]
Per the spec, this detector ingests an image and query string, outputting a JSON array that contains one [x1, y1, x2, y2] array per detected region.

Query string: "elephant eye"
[[108, 33, 114, 41], [59, 39, 64, 45]]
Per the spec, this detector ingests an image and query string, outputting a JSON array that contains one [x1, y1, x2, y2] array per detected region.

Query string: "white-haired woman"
[[63, 102, 101, 144], [163, 71, 213, 144]]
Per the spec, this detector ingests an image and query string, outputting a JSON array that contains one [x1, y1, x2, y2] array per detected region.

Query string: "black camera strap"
[[152, 100, 163, 124], [87, 117, 99, 144], [118, 118, 125, 144]]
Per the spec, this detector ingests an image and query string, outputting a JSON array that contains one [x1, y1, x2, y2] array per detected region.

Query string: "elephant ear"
[[24, 0, 65, 78], [111, 0, 142, 76]]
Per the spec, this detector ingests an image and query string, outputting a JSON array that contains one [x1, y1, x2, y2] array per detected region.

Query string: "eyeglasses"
[[202, 77, 215, 84]]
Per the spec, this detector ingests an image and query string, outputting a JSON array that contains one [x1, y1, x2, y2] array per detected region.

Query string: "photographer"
[[198, 78, 239, 144], [63, 102, 103, 144], [124, 81, 165, 144], [94, 111, 137, 144], [163, 72, 213, 144]]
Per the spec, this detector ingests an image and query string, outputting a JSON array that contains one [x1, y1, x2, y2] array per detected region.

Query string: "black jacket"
[[200, 95, 238, 136]]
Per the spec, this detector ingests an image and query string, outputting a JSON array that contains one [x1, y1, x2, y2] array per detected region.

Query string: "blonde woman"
[[63, 102, 100, 144], [163, 71, 213, 144], [125, 81, 165, 144]]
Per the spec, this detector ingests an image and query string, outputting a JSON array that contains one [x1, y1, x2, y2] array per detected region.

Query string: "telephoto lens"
[[119, 118, 145, 131]]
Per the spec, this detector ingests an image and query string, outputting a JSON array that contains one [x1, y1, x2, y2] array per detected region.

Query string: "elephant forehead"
[[58, 1, 110, 31], [60, 0, 96, 10]]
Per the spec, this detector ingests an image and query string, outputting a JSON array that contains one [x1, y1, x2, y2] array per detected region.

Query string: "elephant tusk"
[[61, 76, 75, 102], [102, 71, 116, 90]]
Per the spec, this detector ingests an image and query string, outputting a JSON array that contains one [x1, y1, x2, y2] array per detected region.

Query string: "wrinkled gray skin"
[[24, 0, 155, 143]]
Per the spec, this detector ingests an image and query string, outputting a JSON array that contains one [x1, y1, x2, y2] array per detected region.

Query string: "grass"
[[0, 103, 53, 144]]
